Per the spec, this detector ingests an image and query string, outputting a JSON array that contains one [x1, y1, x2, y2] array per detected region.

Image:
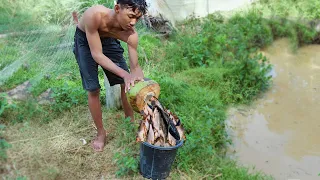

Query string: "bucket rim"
[[142, 140, 184, 150]]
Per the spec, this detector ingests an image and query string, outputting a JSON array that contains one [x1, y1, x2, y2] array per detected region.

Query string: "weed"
[[114, 148, 139, 177], [257, 0, 320, 20], [0, 124, 11, 162], [2, 99, 47, 124], [113, 117, 140, 176], [0, 93, 13, 117], [51, 82, 87, 113], [2, 63, 38, 92], [0, 94, 12, 162]]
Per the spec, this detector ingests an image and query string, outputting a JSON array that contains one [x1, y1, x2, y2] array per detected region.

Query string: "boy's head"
[[115, 0, 147, 30]]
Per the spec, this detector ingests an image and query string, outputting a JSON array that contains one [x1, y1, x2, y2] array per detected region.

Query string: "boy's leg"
[[73, 27, 106, 152], [120, 84, 134, 122], [88, 89, 106, 151]]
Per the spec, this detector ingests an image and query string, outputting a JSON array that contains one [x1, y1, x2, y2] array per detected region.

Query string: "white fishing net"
[[146, 0, 252, 25], [0, 0, 115, 96]]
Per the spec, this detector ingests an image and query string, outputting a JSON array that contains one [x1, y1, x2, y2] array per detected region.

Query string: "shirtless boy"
[[73, 0, 147, 152]]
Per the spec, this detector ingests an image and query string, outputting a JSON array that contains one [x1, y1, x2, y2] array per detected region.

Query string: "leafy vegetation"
[[256, 0, 320, 20], [0, 94, 12, 162], [113, 117, 140, 177], [0, 124, 11, 162]]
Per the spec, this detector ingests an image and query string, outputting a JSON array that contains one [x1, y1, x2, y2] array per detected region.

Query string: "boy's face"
[[116, 5, 142, 31]]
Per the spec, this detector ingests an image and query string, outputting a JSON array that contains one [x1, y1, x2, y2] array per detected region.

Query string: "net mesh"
[[0, 0, 114, 95]]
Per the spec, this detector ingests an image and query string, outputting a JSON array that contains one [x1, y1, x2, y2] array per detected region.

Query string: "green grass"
[[2, 63, 39, 91], [0, 41, 20, 71], [255, 0, 320, 20]]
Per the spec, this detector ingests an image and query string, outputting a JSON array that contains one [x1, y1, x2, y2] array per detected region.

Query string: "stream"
[[227, 39, 320, 180]]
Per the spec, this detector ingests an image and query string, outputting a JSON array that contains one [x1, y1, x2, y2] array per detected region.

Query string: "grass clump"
[[256, 0, 320, 20], [0, 124, 11, 163], [113, 117, 140, 177], [163, 11, 273, 71], [162, 11, 273, 104], [0, 94, 13, 163]]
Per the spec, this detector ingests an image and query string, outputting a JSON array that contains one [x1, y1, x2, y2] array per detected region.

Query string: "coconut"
[[126, 78, 160, 113]]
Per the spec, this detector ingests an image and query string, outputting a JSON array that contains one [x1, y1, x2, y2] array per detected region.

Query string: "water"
[[227, 39, 320, 180]]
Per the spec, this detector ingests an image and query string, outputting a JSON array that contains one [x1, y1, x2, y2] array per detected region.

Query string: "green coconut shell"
[[126, 78, 160, 113]]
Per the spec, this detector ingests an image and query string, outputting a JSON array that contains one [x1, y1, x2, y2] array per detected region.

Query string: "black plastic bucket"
[[139, 140, 183, 179]]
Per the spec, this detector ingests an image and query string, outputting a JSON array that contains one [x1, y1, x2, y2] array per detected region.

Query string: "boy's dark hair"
[[117, 0, 148, 15]]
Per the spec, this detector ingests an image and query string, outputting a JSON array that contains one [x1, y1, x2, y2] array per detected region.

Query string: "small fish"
[[141, 107, 148, 118], [147, 124, 155, 144], [154, 140, 161, 146], [171, 116, 181, 126], [159, 136, 165, 147], [144, 118, 149, 132], [159, 129, 165, 139], [144, 106, 149, 115], [175, 119, 181, 126], [176, 125, 185, 140], [152, 108, 161, 132], [154, 131, 160, 139], [158, 130, 165, 146], [168, 111, 179, 122], [136, 120, 146, 142], [169, 114, 175, 122], [164, 143, 170, 147], [168, 131, 176, 146]]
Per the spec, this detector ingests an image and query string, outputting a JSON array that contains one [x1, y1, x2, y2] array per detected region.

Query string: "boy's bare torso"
[[78, 5, 135, 43]]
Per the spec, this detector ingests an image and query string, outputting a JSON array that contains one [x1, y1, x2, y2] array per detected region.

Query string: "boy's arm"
[[127, 31, 144, 81], [85, 12, 129, 78], [84, 12, 134, 92]]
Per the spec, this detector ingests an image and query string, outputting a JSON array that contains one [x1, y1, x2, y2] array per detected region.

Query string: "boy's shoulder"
[[82, 5, 110, 19], [89, 4, 109, 11]]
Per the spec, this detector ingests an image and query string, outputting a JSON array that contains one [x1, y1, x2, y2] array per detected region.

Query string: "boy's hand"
[[123, 73, 135, 93], [131, 66, 144, 82], [123, 67, 144, 93]]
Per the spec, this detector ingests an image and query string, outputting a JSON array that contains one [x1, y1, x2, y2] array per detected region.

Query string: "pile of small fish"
[[136, 97, 185, 147]]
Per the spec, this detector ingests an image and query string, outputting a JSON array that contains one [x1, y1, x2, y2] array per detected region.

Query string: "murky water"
[[226, 39, 320, 180]]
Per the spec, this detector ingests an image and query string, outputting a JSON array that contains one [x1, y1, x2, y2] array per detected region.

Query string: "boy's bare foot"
[[91, 129, 107, 152]]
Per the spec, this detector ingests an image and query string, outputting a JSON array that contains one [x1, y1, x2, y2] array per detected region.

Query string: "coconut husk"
[[126, 79, 160, 113]]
